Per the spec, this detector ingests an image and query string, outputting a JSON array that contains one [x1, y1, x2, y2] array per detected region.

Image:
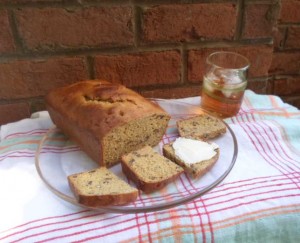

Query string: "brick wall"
[[0, 0, 299, 125], [272, 0, 300, 107]]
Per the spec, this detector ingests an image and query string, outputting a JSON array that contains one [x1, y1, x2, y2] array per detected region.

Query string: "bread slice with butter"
[[68, 167, 138, 207], [163, 138, 220, 178]]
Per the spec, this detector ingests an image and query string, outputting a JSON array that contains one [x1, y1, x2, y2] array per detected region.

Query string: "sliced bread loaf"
[[68, 167, 138, 207], [46, 80, 171, 167], [121, 145, 184, 193], [163, 139, 220, 178], [177, 114, 226, 140]]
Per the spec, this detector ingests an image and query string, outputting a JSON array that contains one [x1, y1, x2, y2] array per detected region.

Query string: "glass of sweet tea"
[[201, 51, 250, 118]]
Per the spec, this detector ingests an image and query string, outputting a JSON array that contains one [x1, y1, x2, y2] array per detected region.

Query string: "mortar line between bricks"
[[135, 83, 202, 93], [266, 75, 274, 94], [274, 74, 300, 79], [272, 49, 300, 54], [0, 96, 44, 105], [0, 44, 181, 61], [86, 56, 95, 80], [0, 76, 271, 105], [180, 44, 188, 85], [0, 1, 131, 9], [132, 0, 237, 7], [278, 23, 300, 27], [234, 0, 244, 40], [185, 39, 273, 49], [133, 3, 141, 47], [0, 39, 274, 63], [7, 9, 26, 53], [282, 27, 288, 50], [244, 0, 279, 5]]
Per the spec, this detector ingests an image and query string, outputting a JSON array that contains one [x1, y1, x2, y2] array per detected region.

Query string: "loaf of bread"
[[177, 114, 226, 140], [68, 167, 138, 207], [163, 141, 220, 178], [121, 145, 184, 193], [46, 80, 171, 167]]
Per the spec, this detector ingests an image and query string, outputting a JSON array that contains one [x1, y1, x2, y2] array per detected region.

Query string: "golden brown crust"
[[46, 80, 167, 136], [75, 192, 139, 207], [47, 105, 103, 164]]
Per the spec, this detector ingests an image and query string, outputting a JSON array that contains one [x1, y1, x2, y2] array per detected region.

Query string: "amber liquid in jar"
[[201, 76, 247, 118]]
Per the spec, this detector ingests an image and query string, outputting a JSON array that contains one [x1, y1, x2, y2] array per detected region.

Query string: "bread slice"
[[163, 142, 219, 178], [121, 145, 184, 193], [68, 167, 138, 207], [177, 114, 226, 140]]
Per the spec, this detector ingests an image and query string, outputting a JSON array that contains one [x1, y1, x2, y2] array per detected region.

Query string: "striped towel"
[[0, 90, 299, 243]]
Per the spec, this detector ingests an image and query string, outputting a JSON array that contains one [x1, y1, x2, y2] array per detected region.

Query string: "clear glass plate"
[[35, 99, 238, 213]]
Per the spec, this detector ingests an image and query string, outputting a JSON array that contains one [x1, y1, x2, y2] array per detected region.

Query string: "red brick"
[[270, 52, 300, 75], [273, 79, 290, 95], [238, 46, 274, 78], [266, 78, 274, 94], [283, 96, 300, 108], [94, 51, 181, 88], [247, 79, 268, 94], [274, 76, 300, 95], [0, 103, 30, 125], [142, 3, 237, 43], [243, 4, 278, 39], [0, 57, 88, 99], [140, 85, 201, 99], [285, 26, 300, 49], [280, 0, 300, 23], [0, 10, 16, 54], [15, 7, 133, 50], [188, 45, 273, 83]]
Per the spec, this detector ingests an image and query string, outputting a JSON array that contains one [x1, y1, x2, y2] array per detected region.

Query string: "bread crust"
[[46, 80, 167, 135]]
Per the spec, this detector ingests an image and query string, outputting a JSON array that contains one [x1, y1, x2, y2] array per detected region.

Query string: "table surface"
[[0, 90, 300, 243]]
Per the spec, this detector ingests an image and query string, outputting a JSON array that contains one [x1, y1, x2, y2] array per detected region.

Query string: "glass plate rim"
[[35, 99, 238, 213]]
